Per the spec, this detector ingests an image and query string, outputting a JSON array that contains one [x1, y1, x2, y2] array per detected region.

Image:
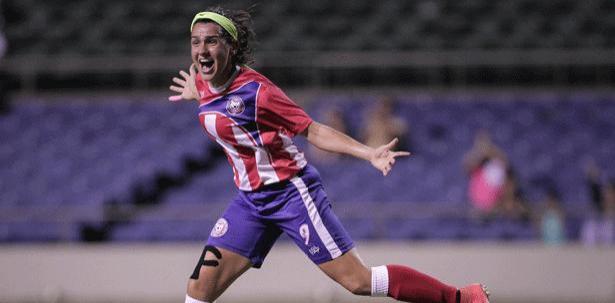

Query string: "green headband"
[[191, 12, 238, 41]]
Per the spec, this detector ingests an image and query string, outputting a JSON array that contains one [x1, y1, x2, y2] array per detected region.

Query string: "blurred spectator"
[[580, 161, 615, 246], [361, 96, 409, 150], [308, 107, 348, 163], [539, 189, 566, 246], [463, 129, 509, 216], [497, 169, 531, 222]]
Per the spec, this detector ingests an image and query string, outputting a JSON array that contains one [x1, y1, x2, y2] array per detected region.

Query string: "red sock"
[[386, 264, 458, 303]]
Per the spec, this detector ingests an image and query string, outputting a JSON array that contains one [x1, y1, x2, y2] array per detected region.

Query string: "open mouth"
[[199, 58, 214, 71]]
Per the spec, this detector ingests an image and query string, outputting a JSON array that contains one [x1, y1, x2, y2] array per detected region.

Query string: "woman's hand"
[[169, 64, 200, 102], [369, 138, 410, 176]]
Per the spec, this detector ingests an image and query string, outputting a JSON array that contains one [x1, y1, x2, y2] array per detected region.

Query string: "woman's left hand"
[[369, 138, 410, 176], [169, 64, 200, 102]]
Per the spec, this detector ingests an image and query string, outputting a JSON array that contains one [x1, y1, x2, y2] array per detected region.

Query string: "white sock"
[[185, 294, 209, 303], [371, 265, 389, 297]]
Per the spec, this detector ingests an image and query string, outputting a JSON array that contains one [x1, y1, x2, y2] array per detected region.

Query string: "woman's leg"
[[185, 189, 283, 303], [283, 168, 488, 302], [318, 248, 489, 303], [318, 248, 372, 295], [186, 245, 252, 302]]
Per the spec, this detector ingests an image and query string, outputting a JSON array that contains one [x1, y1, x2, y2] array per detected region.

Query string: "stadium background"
[[1, 0, 614, 302]]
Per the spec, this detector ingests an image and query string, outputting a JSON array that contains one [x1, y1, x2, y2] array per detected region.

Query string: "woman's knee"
[[343, 275, 372, 296], [187, 268, 220, 301], [186, 246, 226, 301], [319, 249, 372, 296], [336, 266, 372, 296], [186, 245, 252, 302]]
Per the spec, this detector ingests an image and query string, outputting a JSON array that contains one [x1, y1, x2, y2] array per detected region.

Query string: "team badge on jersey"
[[211, 218, 229, 238], [226, 95, 245, 115]]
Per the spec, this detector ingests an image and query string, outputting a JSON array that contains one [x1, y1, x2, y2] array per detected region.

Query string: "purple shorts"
[[207, 165, 355, 268]]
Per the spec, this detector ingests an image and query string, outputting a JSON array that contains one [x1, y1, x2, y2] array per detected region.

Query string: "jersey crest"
[[226, 95, 245, 115]]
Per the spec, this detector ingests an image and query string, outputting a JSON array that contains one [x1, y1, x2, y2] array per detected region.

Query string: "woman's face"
[[191, 22, 234, 88]]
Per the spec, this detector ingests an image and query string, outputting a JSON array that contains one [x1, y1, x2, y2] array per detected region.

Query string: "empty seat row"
[[5, 0, 615, 56]]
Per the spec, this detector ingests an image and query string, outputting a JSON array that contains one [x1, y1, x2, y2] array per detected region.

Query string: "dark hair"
[[196, 6, 256, 66]]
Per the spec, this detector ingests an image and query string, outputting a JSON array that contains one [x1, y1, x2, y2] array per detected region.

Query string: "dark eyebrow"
[[191, 35, 220, 40]]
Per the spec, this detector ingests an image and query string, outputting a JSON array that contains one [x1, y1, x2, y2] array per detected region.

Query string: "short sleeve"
[[257, 83, 312, 136]]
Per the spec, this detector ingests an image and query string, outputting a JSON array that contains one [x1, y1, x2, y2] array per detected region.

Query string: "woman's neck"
[[209, 65, 240, 93]]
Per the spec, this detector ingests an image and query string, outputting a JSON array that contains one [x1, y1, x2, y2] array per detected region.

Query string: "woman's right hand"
[[169, 64, 200, 102]]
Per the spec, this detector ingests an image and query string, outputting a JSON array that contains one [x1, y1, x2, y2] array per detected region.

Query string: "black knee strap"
[[190, 245, 223, 280], [205, 245, 222, 259]]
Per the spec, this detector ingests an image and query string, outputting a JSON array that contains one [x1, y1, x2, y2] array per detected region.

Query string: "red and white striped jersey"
[[195, 66, 313, 191]]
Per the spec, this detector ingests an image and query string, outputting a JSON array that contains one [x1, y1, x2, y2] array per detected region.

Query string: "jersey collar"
[[208, 65, 241, 94]]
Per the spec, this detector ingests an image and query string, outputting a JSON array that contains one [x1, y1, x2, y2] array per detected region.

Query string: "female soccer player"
[[169, 7, 489, 303]]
